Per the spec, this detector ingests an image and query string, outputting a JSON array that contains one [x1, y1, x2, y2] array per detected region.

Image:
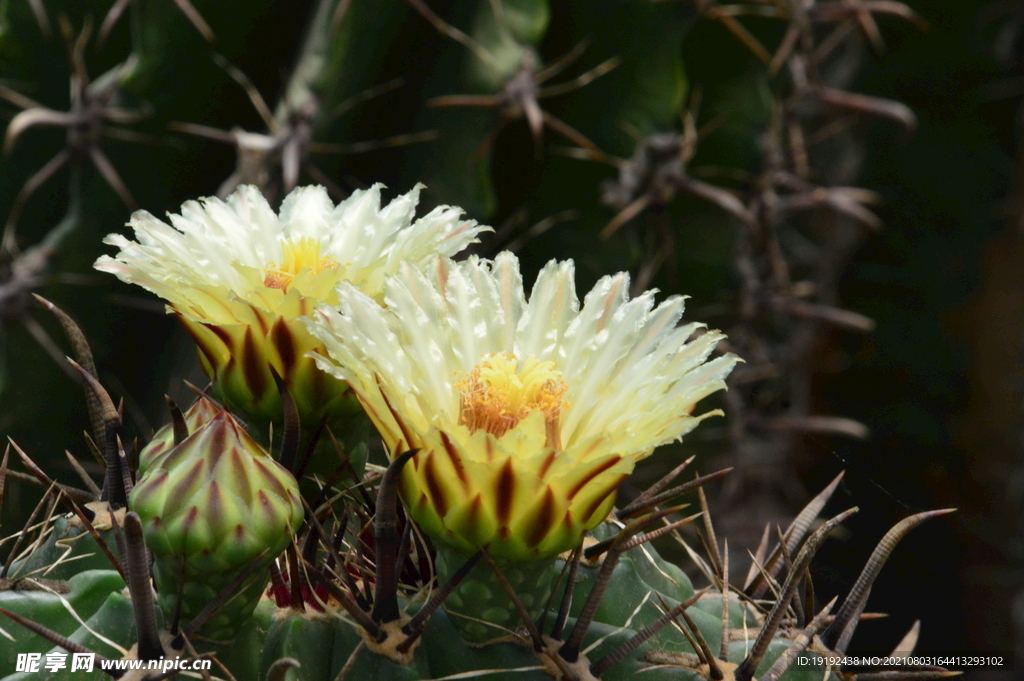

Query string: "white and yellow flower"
[[95, 184, 488, 428], [307, 252, 738, 561]]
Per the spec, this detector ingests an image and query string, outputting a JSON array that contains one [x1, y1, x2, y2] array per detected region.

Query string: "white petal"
[[279, 185, 334, 239], [94, 183, 490, 315], [517, 259, 577, 361], [307, 249, 738, 468]]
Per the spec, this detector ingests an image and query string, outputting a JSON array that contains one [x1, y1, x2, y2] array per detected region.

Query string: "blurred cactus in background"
[[0, 0, 1005, 679]]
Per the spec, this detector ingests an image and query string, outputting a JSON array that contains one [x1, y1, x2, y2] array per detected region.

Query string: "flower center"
[[263, 237, 337, 292], [455, 354, 568, 448]]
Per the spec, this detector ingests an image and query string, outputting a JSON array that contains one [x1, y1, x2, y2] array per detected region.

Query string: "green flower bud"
[[130, 408, 303, 640]]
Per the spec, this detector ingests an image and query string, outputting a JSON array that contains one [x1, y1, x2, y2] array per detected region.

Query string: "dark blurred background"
[[0, 0, 1020, 676]]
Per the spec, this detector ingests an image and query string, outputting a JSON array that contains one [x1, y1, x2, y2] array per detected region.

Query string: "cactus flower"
[[95, 184, 488, 430], [130, 408, 304, 640], [307, 252, 738, 561]]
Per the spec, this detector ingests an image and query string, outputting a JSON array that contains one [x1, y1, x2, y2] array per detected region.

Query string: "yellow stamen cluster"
[[455, 354, 569, 449], [263, 237, 337, 292]]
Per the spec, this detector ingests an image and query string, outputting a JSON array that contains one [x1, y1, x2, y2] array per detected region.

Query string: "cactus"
[[0, 1, 954, 681], [0, 230, 952, 681]]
